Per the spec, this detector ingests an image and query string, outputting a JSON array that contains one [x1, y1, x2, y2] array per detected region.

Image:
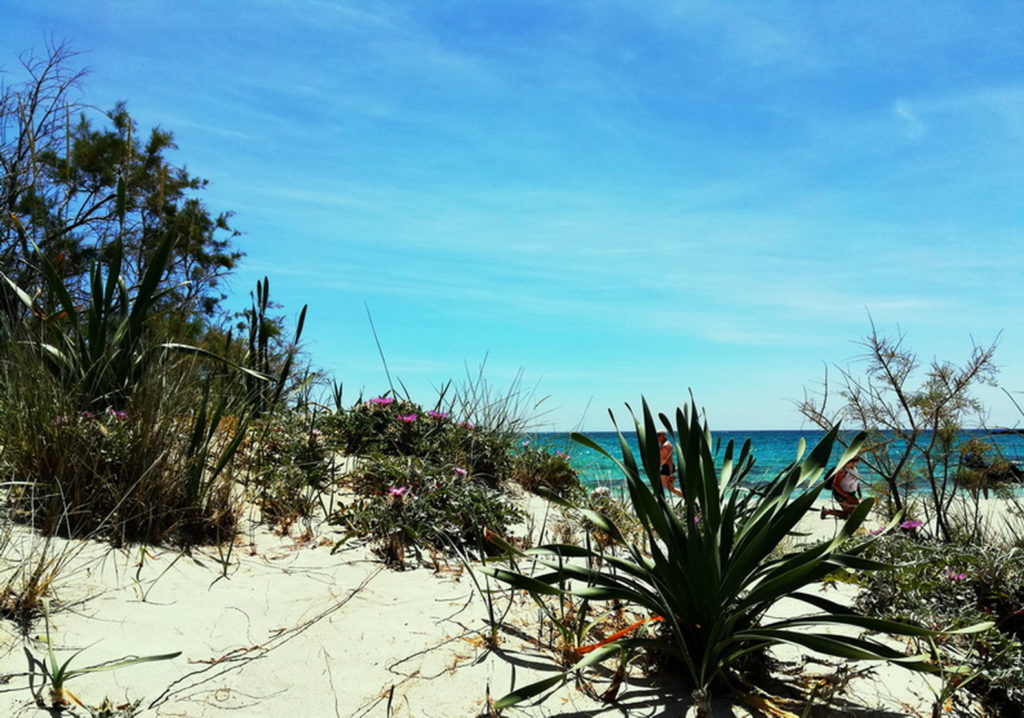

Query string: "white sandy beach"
[[0, 491, 1010, 717]]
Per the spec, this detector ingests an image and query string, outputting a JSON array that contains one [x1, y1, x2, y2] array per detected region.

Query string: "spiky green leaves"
[[482, 398, 992, 709]]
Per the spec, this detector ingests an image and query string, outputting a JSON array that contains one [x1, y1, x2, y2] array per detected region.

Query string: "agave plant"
[[1, 232, 264, 410], [482, 399, 990, 711]]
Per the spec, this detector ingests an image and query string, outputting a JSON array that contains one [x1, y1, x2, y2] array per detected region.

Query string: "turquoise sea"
[[531, 429, 1024, 491]]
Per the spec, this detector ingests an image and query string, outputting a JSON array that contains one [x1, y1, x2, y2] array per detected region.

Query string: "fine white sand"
[[0, 491, 1015, 717]]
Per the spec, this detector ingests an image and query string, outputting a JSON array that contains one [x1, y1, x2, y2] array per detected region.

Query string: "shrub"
[[0, 352, 244, 545], [0, 241, 297, 546], [324, 396, 443, 456], [243, 410, 337, 527], [798, 325, 999, 541], [509, 441, 582, 498], [482, 399, 985, 711], [324, 395, 518, 485], [858, 535, 1024, 712], [334, 456, 523, 566]]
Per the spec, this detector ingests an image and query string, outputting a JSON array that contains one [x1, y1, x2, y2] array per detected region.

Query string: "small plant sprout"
[[25, 598, 181, 711]]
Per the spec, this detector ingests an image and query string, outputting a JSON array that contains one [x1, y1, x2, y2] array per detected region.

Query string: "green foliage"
[[0, 249, 289, 546], [0, 44, 310, 556], [334, 456, 522, 565], [324, 394, 517, 485], [858, 535, 1024, 712], [4, 233, 208, 410], [240, 277, 307, 415], [1, 42, 240, 321], [325, 396, 450, 457], [0, 346, 246, 544], [482, 399, 987, 710], [510, 441, 582, 498], [244, 409, 338, 527], [956, 437, 1023, 496]]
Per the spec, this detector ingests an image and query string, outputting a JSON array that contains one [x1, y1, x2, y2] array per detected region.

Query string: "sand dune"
[[0, 492, 990, 717]]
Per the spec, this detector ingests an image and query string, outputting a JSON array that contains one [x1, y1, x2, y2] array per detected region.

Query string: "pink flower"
[[943, 566, 967, 581], [458, 421, 474, 429], [900, 520, 923, 531], [870, 528, 886, 536], [398, 414, 417, 423], [427, 410, 449, 419], [311, 428, 323, 438], [555, 450, 567, 458], [388, 486, 408, 497], [105, 408, 128, 421], [369, 396, 394, 405], [454, 467, 468, 477]]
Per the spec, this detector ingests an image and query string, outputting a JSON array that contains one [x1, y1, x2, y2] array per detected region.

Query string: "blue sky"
[[4, 1, 1023, 430]]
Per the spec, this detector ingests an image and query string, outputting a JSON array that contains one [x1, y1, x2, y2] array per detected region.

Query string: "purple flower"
[[943, 566, 967, 581], [369, 396, 394, 405], [427, 410, 449, 419], [398, 414, 417, 423], [555, 450, 567, 458], [79, 410, 95, 420], [106, 407, 128, 421], [900, 520, 923, 531], [454, 467, 468, 477], [388, 486, 408, 498], [870, 527, 886, 536]]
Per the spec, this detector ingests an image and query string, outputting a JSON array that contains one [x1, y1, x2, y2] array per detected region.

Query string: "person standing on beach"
[[821, 456, 861, 519], [658, 432, 684, 497]]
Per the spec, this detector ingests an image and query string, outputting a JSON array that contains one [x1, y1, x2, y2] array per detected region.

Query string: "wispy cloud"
[[11, 0, 1023, 427], [893, 101, 926, 140]]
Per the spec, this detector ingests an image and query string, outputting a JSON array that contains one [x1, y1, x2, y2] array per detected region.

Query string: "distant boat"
[[989, 428, 1024, 435]]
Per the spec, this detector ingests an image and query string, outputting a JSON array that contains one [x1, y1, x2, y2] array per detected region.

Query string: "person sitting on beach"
[[658, 431, 684, 497], [821, 456, 861, 519]]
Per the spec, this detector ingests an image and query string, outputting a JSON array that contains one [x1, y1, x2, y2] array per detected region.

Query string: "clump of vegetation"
[[325, 395, 448, 457], [323, 376, 586, 564], [0, 43, 272, 550], [244, 407, 338, 529], [325, 392, 520, 485], [858, 533, 1024, 714], [510, 440, 581, 498], [956, 436, 1024, 499], [334, 456, 522, 566], [0, 236, 255, 546]]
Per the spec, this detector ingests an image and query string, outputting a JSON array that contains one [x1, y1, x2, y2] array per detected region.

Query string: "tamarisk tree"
[[800, 322, 998, 541], [0, 40, 241, 325]]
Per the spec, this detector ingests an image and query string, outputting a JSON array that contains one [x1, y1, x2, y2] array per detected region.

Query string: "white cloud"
[[893, 100, 926, 140]]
